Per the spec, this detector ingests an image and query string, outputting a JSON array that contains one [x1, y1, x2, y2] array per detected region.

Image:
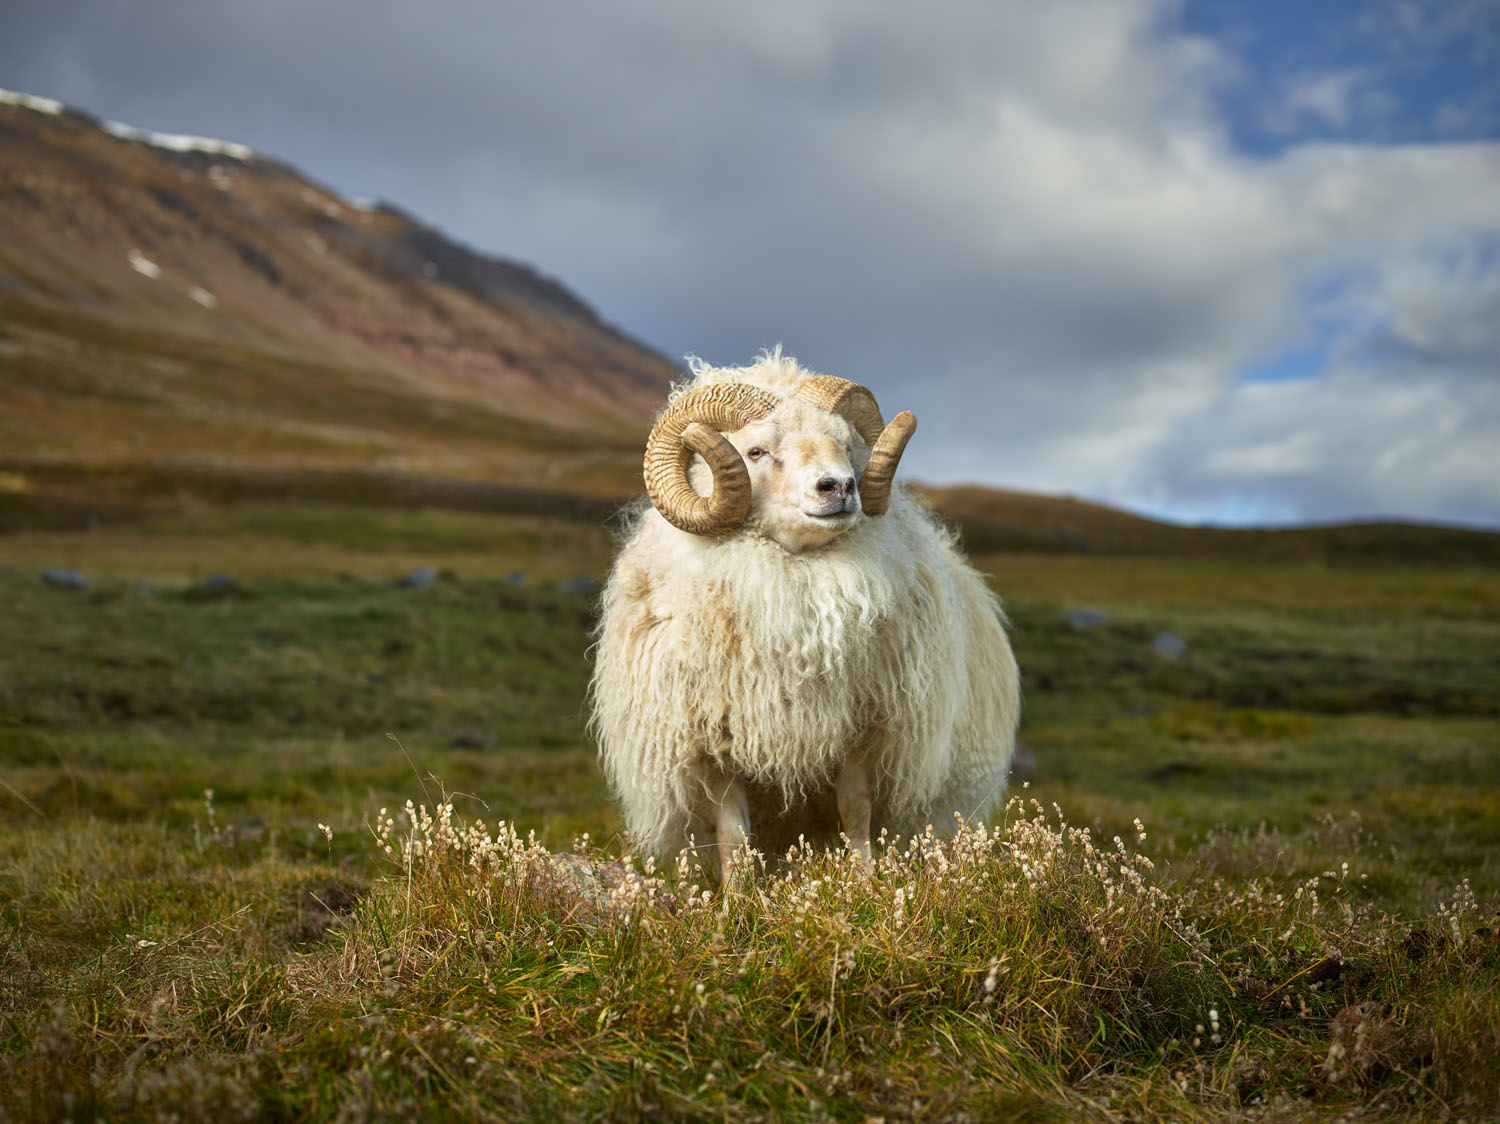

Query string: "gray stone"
[[1064, 608, 1110, 631], [41, 569, 87, 590], [505, 570, 526, 586], [398, 566, 438, 589], [1151, 631, 1188, 660], [182, 572, 246, 601], [555, 576, 599, 596]]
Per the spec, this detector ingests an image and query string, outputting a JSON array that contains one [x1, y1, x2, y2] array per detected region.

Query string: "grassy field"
[[1, 503, 1497, 1121]]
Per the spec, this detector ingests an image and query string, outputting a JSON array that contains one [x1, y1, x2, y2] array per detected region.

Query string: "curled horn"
[[643, 382, 780, 535], [793, 376, 916, 517]]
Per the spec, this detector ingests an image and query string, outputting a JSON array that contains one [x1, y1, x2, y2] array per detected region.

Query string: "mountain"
[[0, 88, 679, 513]]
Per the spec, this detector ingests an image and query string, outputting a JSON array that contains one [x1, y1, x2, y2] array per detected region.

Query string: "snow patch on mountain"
[[127, 250, 161, 279], [0, 88, 65, 115], [102, 119, 253, 161], [3, 86, 251, 160]]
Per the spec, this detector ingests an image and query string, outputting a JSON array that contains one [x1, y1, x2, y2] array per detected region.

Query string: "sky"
[[2, 0, 1497, 528]]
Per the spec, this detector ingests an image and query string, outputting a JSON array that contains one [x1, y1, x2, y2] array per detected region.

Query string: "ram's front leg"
[[699, 759, 752, 879], [835, 750, 873, 864]]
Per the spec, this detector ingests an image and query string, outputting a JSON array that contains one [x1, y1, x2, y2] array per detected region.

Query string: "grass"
[[1, 502, 1497, 1121]]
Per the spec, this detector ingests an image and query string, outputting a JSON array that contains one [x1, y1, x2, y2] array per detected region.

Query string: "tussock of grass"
[[10, 792, 1495, 1122]]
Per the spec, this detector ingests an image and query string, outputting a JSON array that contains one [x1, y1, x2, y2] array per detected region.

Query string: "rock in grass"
[[505, 570, 526, 586], [1065, 608, 1109, 631], [398, 566, 438, 589], [41, 569, 87, 590], [1152, 631, 1188, 659], [182, 573, 247, 601], [555, 576, 599, 596]]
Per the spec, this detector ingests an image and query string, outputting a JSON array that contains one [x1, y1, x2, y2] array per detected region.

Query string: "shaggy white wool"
[[591, 354, 1020, 858], [679, 345, 814, 402]]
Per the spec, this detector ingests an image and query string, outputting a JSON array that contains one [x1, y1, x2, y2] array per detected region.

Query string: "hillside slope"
[[0, 89, 678, 499]]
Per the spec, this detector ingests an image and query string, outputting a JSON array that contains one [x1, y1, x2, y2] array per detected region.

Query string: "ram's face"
[[725, 400, 872, 553]]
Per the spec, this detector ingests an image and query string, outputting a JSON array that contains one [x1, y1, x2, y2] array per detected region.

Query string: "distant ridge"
[[918, 484, 1500, 567]]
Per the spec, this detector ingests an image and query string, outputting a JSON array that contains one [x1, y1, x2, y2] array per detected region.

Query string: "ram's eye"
[[747, 447, 768, 461]]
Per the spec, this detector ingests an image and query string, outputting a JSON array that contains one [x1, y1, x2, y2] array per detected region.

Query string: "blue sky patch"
[[1181, 0, 1500, 155]]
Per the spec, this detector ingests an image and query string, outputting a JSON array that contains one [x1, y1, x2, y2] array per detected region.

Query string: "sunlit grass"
[[7, 793, 1497, 1121]]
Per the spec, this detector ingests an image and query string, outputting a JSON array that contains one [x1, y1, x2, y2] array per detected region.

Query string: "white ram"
[[591, 351, 1019, 865]]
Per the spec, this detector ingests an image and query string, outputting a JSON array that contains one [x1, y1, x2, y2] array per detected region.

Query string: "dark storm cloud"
[[3, 0, 1497, 525]]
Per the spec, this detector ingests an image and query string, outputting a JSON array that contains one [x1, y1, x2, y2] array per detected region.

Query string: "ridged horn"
[[792, 376, 884, 445], [643, 382, 780, 535], [859, 410, 916, 516], [793, 376, 915, 516]]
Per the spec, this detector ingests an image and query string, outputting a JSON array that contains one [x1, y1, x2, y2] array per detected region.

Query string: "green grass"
[[1, 504, 1498, 1121]]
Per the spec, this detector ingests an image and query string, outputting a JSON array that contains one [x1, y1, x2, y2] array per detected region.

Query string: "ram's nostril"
[[816, 477, 841, 495]]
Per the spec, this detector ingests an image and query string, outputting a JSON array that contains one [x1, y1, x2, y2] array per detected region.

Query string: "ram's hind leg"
[[835, 750, 873, 865]]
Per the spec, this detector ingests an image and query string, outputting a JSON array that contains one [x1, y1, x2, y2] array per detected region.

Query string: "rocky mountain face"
[[0, 90, 679, 508]]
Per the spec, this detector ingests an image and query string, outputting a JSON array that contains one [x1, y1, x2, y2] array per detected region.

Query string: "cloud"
[[0, 0, 1495, 526], [1142, 360, 1500, 527], [1280, 68, 1372, 130], [1376, 243, 1500, 372], [1263, 67, 1402, 140]]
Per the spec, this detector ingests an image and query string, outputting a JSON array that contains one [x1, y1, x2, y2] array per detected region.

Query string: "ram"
[[591, 351, 1019, 867]]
